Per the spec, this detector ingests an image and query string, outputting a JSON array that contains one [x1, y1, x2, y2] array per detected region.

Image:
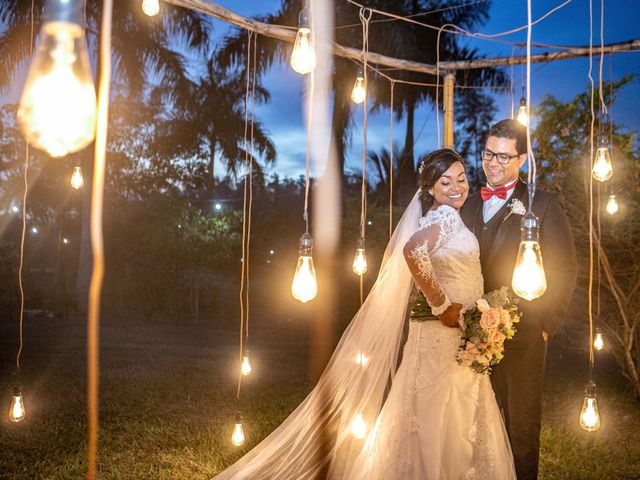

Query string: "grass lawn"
[[1, 311, 639, 479]]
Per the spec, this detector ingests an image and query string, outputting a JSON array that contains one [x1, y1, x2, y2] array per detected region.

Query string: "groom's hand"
[[438, 303, 463, 328]]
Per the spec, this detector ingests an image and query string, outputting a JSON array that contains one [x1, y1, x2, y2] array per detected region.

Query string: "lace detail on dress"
[[418, 204, 463, 243], [464, 379, 498, 480]]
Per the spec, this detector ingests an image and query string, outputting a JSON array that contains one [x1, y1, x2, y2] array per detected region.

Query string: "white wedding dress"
[[212, 195, 515, 480], [348, 205, 516, 479]]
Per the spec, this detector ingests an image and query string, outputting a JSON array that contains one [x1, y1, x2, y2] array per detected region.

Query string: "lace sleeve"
[[404, 205, 461, 316]]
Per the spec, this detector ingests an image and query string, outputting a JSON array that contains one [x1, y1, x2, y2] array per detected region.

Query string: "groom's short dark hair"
[[487, 119, 528, 155]]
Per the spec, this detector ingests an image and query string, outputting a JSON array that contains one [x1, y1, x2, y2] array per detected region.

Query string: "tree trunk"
[[208, 140, 215, 192], [398, 94, 417, 208], [75, 153, 92, 313]]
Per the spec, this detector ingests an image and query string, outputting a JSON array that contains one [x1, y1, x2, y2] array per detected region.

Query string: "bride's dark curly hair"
[[418, 148, 465, 212]]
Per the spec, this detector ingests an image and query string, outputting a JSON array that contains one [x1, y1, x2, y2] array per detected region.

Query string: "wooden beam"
[[165, 0, 640, 75]]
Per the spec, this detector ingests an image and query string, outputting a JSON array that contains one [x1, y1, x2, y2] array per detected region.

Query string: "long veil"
[[214, 191, 422, 480]]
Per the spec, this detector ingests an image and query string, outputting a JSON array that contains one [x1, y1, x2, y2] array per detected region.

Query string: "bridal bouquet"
[[456, 287, 521, 374]]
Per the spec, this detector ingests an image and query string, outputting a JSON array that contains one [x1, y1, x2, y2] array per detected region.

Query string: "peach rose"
[[480, 308, 502, 330], [490, 329, 506, 344]]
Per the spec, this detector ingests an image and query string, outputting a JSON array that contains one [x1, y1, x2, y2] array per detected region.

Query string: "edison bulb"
[[142, 0, 160, 16], [70, 166, 84, 189], [516, 97, 529, 126], [290, 9, 315, 74], [18, 21, 96, 157], [291, 256, 318, 302], [593, 331, 604, 351], [231, 412, 245, 446], [241, 355, 252, 376], [512, 241, 547, 300], [291, 233, 318, 303], [352, 238, 368, 276], [592, 146, 613, 182], [606, 195, 618, 215], [579, 381, 601, 432], [351, 413, 368, 439], [8, 388, 25, 423], [351, 75, 366, 104]]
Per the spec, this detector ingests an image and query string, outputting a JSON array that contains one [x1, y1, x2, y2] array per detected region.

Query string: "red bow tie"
[[480, 181, 518, 202]]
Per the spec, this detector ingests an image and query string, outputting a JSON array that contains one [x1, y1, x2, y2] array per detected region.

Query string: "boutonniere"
[[503, 198, 526, 223]]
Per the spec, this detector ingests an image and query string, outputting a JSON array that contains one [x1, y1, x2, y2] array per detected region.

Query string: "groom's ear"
[[517, 154, 527, 169]]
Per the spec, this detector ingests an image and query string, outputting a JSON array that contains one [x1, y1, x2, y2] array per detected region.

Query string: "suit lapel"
[[463, 192, 484, 237], [485, 180, 528, 267]]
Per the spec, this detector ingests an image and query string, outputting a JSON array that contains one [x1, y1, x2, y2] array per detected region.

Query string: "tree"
[[533, 76, 640, 398]]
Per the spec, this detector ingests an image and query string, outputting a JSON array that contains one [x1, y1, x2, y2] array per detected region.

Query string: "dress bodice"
[[417, 204, 484, 311]]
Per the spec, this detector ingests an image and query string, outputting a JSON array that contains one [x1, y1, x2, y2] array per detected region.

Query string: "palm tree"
[[0, 0, 212, 309], [157, 56, 277, 191], [367, 0, 506, 206], [215, 1, 506, 206]]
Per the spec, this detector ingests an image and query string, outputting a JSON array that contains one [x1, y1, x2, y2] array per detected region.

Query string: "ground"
[[1, 311, 639, 479]]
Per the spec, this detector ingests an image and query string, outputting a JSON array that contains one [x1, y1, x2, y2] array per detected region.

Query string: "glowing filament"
[[9, 392, 25, 423], [592, 147, 613, 182], [593, 332, 604, 351], [351, 75, 366, 104], [142, 0, 160, 16], [70, 166, 84, 189], [352, 248, 367, 276], [605, 195, 618, 215], [579, 397, 601, 432], [512, 241, 547, 300], [290, 28, 315, 74], [241, 355, 252, 376], [517, 97, 529, 126], [231, 413, 245, 446], [291, 256, 318, 303], [18, 22, 96, 158]]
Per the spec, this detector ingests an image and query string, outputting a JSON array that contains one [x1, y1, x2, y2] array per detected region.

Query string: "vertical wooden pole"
[[443, 72, 455, 149]]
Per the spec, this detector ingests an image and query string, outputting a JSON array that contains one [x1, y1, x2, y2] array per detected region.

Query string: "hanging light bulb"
[[291, 233, 318, 303], [579, 380, 601, 432], [241, 351, 252, 376], [592, 133, 613, 182], [231, 411, 246, 446], [352, 237, 368, 276], [512, 212, 547, 301], [141, 0, 160, 16], [516, 97, 529, 126], [70, 165, 84, 189], [290, 8, 315, 74], [351, 71, 366, 104], [17, 0, 96, 158], [593, 329, 604, 351], [605, 194, 618, 215], [8, 386, 26, 423], [351, 412, 368, 439]]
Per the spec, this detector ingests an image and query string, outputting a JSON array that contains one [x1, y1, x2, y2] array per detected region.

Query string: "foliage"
[[533, 76, 640, 398]]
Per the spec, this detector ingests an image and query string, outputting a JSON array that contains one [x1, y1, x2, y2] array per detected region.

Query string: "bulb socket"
[[519, 96, 527, 107], [12, 385, 23, 396], [584, 379, 597, 399], [298, 8, 310, 29], [298, 232, 313, 255], [356, 236, 365, 249], [43, 0, 86, 26], [234, 411, 243, 423], [520, 212, 539, 241]]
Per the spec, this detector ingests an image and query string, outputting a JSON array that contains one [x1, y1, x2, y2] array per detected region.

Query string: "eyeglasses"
[[481, 150, 521, 165]]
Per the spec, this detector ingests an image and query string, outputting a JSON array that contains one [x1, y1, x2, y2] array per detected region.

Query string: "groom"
[[461, 119, 577, 479]]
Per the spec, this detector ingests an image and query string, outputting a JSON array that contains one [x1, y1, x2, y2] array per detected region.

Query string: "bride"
[[214, 149, 516, 479]]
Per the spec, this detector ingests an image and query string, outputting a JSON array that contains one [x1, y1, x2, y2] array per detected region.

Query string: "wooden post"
[[443, 72, 455, 149]]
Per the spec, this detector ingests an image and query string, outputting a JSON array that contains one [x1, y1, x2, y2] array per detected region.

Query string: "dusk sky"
[[202, 0, 640, 180]]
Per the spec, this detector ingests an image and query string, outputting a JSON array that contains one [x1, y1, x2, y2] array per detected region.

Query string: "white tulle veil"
[[214, 191, 422, 480]]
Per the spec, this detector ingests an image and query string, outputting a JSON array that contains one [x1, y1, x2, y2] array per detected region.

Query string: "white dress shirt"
[[482, 179, 519, 223]]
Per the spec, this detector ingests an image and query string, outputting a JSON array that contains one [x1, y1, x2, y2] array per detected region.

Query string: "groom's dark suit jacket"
[[461, 179, 577, 479], [461, 180, 577, 341]]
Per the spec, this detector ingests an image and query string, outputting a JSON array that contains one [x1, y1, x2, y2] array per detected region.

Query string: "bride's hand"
[[438, 303, 463, 328]]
